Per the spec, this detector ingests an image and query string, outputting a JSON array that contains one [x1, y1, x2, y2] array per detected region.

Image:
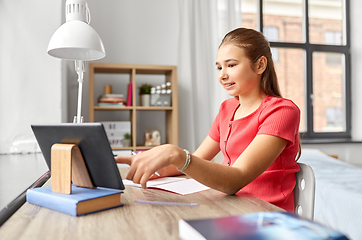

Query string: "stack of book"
[[98, 94, 125, 107]]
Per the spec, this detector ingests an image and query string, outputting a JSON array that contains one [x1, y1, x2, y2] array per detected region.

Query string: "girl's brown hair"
[[219, 28, 282, 98], [220, 28, 301, 160]]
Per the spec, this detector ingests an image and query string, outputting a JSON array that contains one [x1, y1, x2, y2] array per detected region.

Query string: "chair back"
[[294, 162, 315, 220]]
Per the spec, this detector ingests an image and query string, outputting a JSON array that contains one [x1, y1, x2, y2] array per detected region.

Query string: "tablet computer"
[[31, 123, 125, 190]]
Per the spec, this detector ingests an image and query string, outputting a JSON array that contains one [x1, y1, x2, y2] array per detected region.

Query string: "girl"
[[115, 28, 300, 212]]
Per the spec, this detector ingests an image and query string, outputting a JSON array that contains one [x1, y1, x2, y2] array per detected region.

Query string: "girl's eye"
[[229, 64, 236, 68], [216, 66, 222, 71]]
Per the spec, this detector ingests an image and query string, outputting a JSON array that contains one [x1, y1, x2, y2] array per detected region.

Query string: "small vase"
[[140, 94, 150, 107], [122, 139, 131, 147]]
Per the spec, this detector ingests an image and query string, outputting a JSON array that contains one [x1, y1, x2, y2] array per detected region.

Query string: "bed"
[[299, 148, 362, 240]]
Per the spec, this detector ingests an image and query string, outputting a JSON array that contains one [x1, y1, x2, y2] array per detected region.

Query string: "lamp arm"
[[86, 3, 91, 24], [75, 60, 86, 123], [75, 60, 85, 83]]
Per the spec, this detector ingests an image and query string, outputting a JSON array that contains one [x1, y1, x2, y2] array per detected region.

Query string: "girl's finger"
[[140, 173, 153, 189], [125, 162, 137, 180], [115, 155, 133, 165]]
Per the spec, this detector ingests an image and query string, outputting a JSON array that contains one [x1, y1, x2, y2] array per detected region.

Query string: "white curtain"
[[0, 1, 63, 154], [177, 0, 241, 152]]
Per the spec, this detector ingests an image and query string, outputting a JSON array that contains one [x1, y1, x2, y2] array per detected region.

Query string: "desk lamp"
[[47, 0, 105, 123]]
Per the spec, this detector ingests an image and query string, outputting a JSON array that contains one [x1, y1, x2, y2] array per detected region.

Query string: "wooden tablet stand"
[[51, 143, 95, 194]]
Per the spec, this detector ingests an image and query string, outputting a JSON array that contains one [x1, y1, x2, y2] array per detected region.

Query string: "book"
[[98, 100, 124, 104], [98, 103, 125, 107], [179, 211, 348, 240], [127, 82, 132, 106], [123, 177, 210, 195], [99, 96, 124, 100], [26, 185, 123, 216], [98, 94, 125, 106], [103, 94, 124, 98]]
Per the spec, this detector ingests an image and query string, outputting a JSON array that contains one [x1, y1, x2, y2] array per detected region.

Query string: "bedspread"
[[299, 148, 362, 240]]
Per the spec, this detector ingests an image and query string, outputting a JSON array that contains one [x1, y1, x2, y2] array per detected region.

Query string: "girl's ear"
[[256, 56, 267, 74]]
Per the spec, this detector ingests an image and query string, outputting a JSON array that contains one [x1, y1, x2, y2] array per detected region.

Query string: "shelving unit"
[[88, 63, 178, 151]]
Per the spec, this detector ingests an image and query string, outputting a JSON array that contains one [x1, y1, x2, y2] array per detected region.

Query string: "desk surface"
[[0, 168, 283, 240]]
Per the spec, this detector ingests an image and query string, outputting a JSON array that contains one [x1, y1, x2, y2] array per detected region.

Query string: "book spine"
[[26, 189, 77, 216], [127, 82, 132, 106]]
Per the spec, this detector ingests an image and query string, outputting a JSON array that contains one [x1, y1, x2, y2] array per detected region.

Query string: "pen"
[[134, 200, 199, 207], [131, 151, 161, 177]]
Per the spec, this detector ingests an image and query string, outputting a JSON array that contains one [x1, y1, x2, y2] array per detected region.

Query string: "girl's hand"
[[115, 144, 184, 188]]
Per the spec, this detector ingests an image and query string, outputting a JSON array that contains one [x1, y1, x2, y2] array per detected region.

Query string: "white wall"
[[66, 0, 179, 123], [0, 1, 64, 154], [350, 0, 362, 142], [0, 0, 178, 154], [1, 0, 362, 166]]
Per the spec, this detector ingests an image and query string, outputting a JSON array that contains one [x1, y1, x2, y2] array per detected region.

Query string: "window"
[[264, 27, 280, 63], [325, 31, 342, 45], [241, 0, 350, 141]]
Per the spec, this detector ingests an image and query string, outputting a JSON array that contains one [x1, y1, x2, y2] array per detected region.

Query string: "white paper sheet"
[[123, 177, 210, 195], [123, 177, 185, 187]]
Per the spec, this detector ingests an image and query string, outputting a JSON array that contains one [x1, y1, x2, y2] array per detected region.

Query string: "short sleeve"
[[257, 99, 300, 146], [208, 110, 221, 143]]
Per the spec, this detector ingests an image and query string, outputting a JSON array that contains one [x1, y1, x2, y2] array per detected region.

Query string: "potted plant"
[[122, 133, 131, 147], [139, 83, 153, 106]]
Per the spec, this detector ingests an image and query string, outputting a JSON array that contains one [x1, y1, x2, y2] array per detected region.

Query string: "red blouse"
[[208, 95, 300, 211]]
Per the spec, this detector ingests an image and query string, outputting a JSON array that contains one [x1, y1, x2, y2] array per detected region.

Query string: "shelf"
[[112, 147, 135, 151], [93, 106, 173, 111], [136, 106, 173, 111], [94, 106, 133, 111], [89, 63, 178, 152]]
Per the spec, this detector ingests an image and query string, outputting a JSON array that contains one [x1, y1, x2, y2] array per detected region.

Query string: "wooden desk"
[[0, 167, 283, 240]]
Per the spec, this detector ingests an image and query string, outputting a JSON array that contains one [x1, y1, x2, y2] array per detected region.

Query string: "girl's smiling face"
[[216, 43, 265, 98]]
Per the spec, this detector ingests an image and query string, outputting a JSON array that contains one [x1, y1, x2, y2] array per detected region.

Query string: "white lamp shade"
[[47, 21, 105, 61]]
